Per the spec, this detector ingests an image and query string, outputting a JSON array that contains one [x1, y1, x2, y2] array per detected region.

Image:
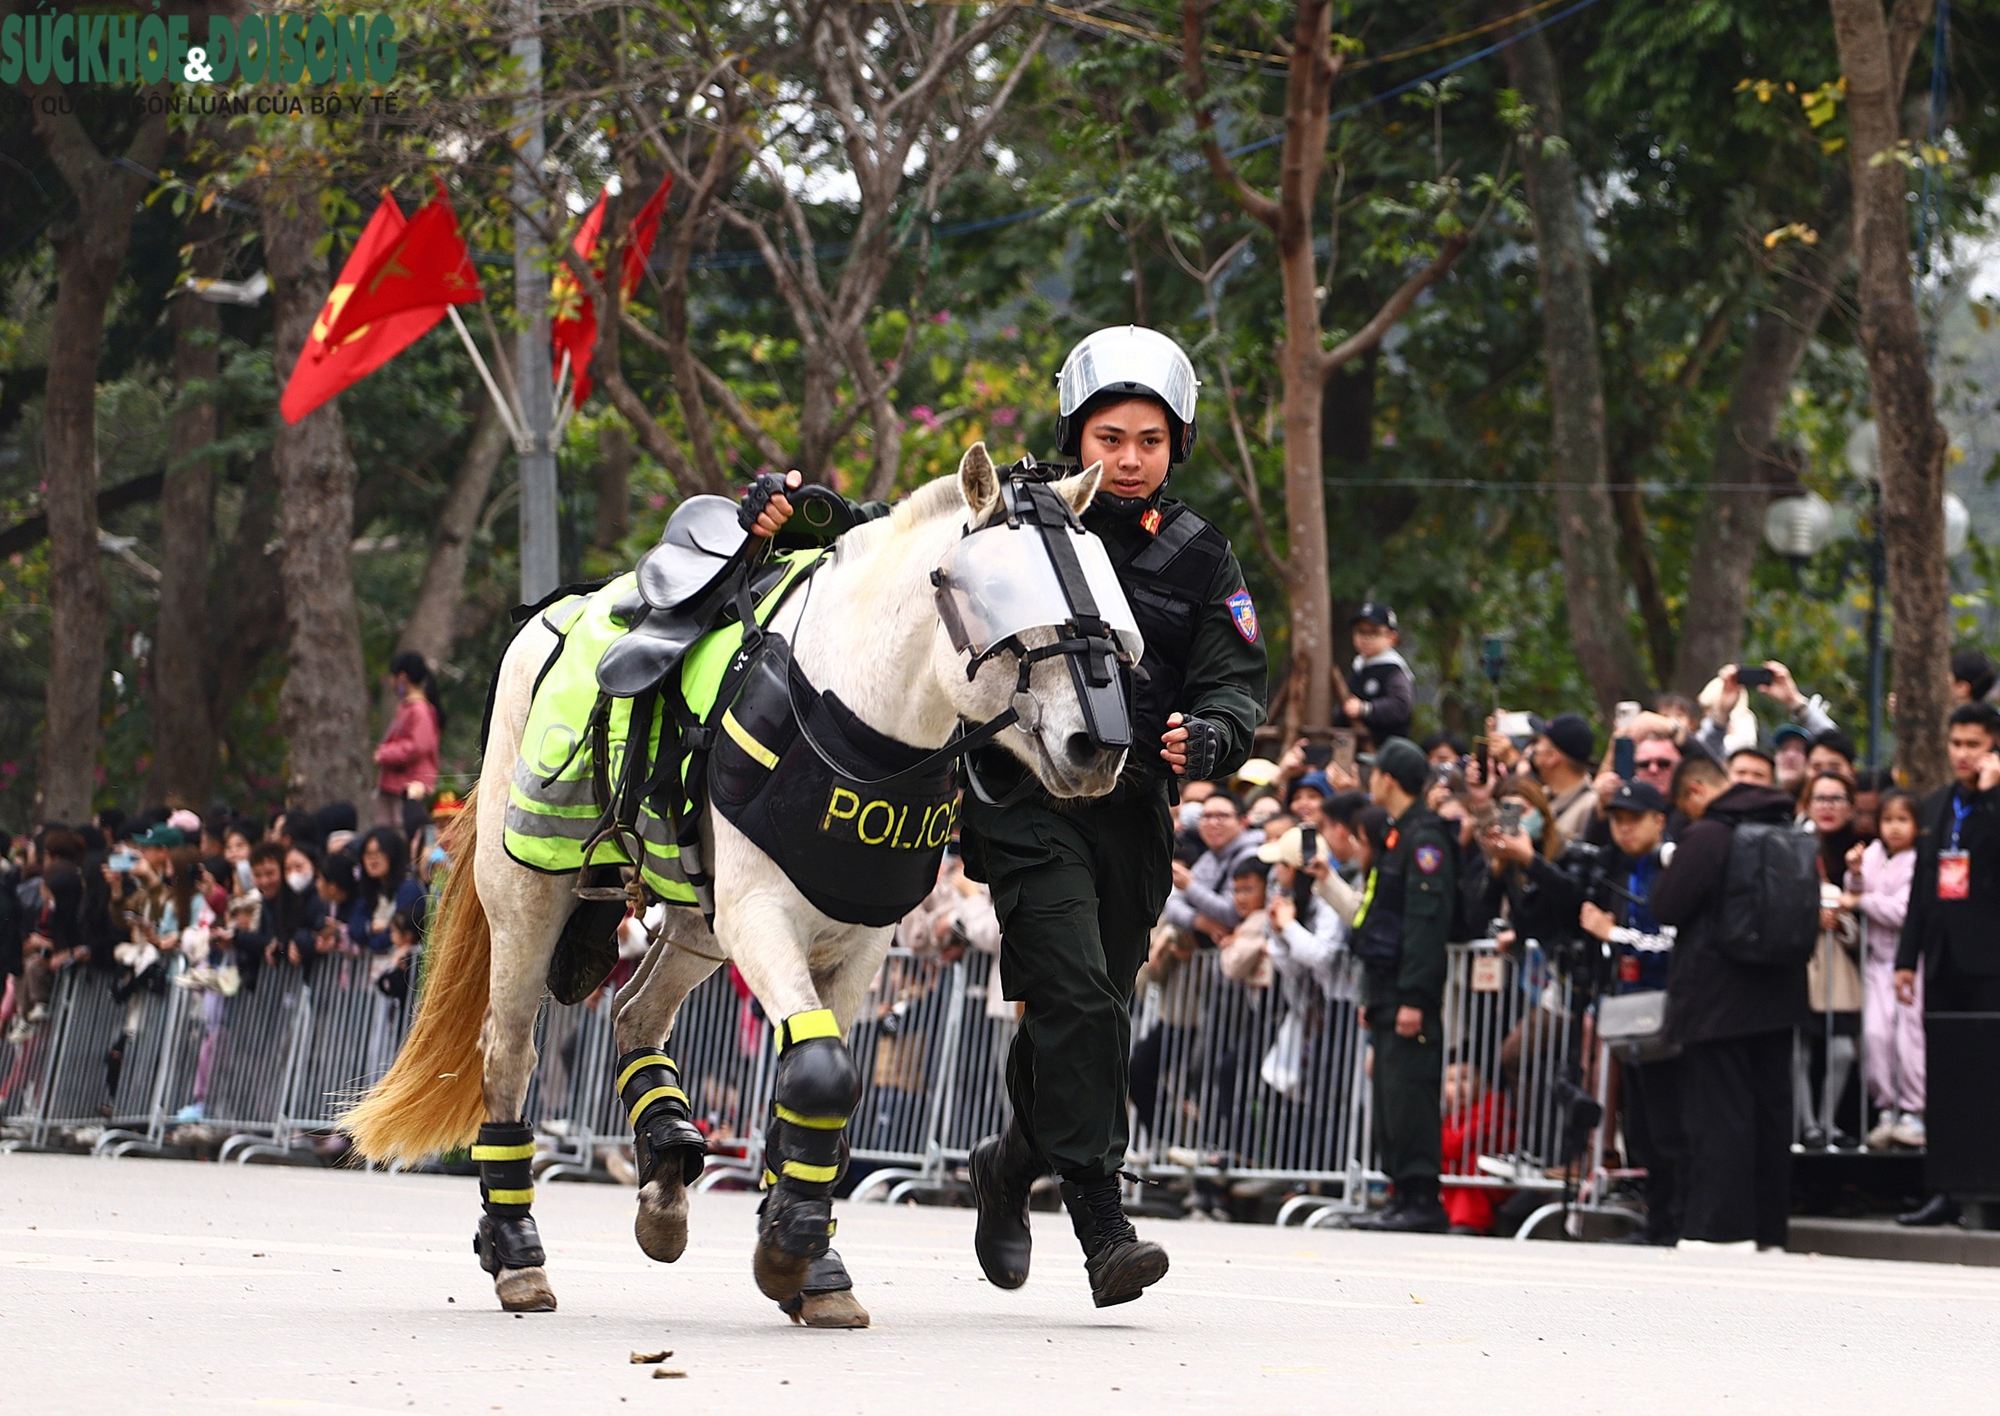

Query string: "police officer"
[[1347, 735, 1456, 1233], [744, 326, 1266, 1306]]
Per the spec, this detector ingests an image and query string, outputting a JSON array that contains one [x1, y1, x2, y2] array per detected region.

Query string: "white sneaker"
[[1865, 1114, 1897, 1151], [1891, 1113, 1927, 1148]]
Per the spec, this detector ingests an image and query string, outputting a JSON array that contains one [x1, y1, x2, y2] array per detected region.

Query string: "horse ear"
[[959, 441, 999, 518], [1054, 460, 1103, 517]]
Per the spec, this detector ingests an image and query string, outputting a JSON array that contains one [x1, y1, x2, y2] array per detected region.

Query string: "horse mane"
[[829, 474, 966, 566]]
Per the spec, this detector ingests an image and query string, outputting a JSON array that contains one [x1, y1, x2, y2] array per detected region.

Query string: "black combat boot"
[[969, 1119, 1045, 1289], [1361, 1177, 1449, 1234], [1059, 1175, 1169, 1308]]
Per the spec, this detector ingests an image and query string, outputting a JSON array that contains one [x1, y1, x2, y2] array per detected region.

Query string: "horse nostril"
[[1065, 732, 1096, 766]]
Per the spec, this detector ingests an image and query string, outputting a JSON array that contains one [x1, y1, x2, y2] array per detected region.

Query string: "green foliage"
[[5, 0, 2000, 824]]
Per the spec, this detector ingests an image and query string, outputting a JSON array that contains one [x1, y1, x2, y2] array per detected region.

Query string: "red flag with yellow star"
[[550, 192, 606, 409], [316, 178, 482, 353], [280, 194, 452, 423]]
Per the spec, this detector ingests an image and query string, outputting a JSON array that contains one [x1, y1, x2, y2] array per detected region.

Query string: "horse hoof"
[[495, 1266, 557, 1312], [753, 1240, 811, 1302], [635, 1177, 690, 1263], [788, 1290, 871, 1328]]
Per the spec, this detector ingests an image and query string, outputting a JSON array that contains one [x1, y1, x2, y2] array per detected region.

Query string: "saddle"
[[596, 488, 859, 699]]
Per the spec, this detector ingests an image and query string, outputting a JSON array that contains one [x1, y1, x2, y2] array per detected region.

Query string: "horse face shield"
[[933, 480, 1143, 756]]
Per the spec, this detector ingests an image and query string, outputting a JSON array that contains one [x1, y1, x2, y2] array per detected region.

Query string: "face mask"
[[1178, 802, 1203, 830], [285, 868, 314, 894], [1519, 810, 1545, 842]]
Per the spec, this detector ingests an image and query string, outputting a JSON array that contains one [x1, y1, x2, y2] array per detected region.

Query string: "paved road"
[[5, 1152, 1994, 1413]]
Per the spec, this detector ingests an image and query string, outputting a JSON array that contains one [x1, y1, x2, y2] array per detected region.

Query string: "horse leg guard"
[[471, 1122, 556, 1312], [778, 1248, 871, 1329], [617, 1049, 705, 1263], [754, 1010, 859, 1303]]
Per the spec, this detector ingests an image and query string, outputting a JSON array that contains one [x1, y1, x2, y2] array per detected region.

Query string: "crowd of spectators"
[[1129, 616, 2000, 1243], [6, 631, 1999, 1252], [0, 798, 449, 1116], [0, 655, 448, 1122]]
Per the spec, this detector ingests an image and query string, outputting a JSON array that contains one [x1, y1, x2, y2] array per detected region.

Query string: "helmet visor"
[[935, 523, 1144, 664], [1057, 327, 1198, 426]]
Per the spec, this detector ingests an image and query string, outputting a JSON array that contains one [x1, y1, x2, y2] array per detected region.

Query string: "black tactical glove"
[[737, 471, 790, 532], [1176, 715, 1227, 781]]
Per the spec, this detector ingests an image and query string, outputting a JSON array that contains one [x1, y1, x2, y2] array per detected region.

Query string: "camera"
[[1534, 841, 1645, 990]]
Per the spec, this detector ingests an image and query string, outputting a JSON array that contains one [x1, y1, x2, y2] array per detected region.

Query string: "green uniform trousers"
[[1368, 1003, 1443, 1191], [962, 787, 1173, 1182]]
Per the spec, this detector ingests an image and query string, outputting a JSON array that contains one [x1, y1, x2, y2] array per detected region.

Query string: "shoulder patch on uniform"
[[1227, 589, 1258, 643], [1415, 843, 1443, 875]]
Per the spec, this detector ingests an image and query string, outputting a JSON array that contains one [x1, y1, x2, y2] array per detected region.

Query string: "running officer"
[[743, 325, 1266, 1306]]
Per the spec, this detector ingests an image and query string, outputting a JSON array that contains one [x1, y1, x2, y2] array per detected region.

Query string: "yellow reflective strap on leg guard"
[[615, 1053, 677, 1094], [777, 1008, 841, 1051], [780, 1159, 840, 1184], [484, 1187, 535, 1207], [774, 1104, 849, 1131], [470, 1142, 537, 1162], [627, 1085, 689, 1126]]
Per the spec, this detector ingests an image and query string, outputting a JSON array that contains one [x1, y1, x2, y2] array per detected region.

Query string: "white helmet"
[[1054, 326, 1199, 464]]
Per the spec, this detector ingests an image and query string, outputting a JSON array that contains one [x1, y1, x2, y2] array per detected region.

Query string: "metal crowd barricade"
[[843, 947, 966, 1197], [1287, 939, 1585, 1227], [20, 957, 187, 1153], [525, 987, 621, 1180], [1127, 946, 1369, 1194], [0, 1005, 49, 1141], [0, 924, 1612, 1230], [923, 948, 1017, 1175], [132, 964, 307, 1159], [228, 954, 411, 1164]]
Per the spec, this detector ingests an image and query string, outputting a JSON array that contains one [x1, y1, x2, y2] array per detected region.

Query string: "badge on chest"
[[1938, 850, 1970, 901]]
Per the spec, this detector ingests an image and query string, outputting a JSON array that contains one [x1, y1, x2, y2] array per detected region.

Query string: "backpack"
[[1713, 821, 1820, 968]]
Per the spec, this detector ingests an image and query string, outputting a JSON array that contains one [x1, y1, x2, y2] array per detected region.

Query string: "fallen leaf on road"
[[629, 1350, 672, 1365], [652, 1368, 688, 1380], [1410, 1293, 1425, 1304]]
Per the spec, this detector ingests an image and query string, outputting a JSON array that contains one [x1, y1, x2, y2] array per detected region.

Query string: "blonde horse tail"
[[343, 793, 492, 1163]]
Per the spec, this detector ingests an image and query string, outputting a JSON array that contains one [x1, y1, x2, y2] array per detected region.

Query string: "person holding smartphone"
[[1697, 661, 1840, 773]]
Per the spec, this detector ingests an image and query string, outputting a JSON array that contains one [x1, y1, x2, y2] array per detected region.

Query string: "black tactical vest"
[[1098, 502, 1227, 782]]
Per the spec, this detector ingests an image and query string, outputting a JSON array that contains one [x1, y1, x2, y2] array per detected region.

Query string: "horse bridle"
[[771, 460, 1138, 797]]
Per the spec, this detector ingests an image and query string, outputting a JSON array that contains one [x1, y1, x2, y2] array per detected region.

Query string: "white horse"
[[343, 443, 1121, 1325]]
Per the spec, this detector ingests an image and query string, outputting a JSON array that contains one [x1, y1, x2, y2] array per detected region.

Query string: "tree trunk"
[[261, 175, 374, 810], [1273, 0, 1336, 729], [1672, 218, 1850, 694], [1830, 0, 1951, 789], [593, 417, 632, 550], [397, 393, 509, 672], [1504, 20, 1653, 715], [1184, 0, 1471, 732], [1280, 246, 1335, 730], [150, 257, 223, 807], [24, 98, 168, 822], [207, 459, 285, 736]]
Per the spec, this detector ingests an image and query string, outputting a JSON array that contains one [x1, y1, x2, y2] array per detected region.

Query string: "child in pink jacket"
[[1842, 790, 1923, 1149]]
